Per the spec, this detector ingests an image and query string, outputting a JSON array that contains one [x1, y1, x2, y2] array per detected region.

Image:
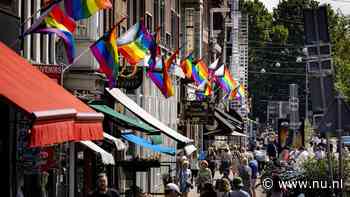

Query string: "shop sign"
[[183, 101, 214, 124], [33, 64, 62, 84], [116, 67, 143, 90]]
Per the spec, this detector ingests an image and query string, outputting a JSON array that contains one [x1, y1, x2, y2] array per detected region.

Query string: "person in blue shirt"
[[248, 155, 258, 197]]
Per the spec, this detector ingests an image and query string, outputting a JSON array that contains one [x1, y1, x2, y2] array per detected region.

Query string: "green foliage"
[[302, 156, 350, 196], [245, 0, 350, 122], [271, 25, 289, 43]]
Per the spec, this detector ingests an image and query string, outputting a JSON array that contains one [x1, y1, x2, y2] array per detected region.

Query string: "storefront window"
[[16, 115, 70, 197]]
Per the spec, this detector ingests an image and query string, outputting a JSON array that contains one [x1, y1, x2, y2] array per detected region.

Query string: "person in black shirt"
[[89, 173, 120, 197]]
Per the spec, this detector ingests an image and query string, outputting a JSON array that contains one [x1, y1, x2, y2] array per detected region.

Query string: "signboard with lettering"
[[116, 67, 143, 90], [34, 64, 62, 84], [183, 101, 214, 124]]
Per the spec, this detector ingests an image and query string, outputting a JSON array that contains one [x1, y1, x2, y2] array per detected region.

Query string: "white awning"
[[231, 131, 248, 137], [215, 112, 246, 137], [103, 132, 126, 151], [79, 141, 115, 165], [184, 144, 197, 155], [106, 88, 194, 144]]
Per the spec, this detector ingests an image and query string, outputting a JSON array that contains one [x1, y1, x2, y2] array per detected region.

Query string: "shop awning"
[[90, 104, 158, 133], [103, 132, 126, 151], [79, 141, 115, 165], [216, 108, 242, 128], [0, 42, 104, 147], [121, 133, 176, 155], [213, 111, 246, 136], [106, 88, 194, 144]]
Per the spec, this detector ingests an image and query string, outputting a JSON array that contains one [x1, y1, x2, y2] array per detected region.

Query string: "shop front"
[[100, 88, 196, 195], [0, 42, 106, 197]]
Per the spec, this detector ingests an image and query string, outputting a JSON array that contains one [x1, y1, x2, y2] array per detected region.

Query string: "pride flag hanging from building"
[[64, 0, 112, 20], [215, 65, 238, 95], [147, 50, 178, 98], [23, 2, 76, 64], [192, 59, 209, 86], [117, 22, 153, 65], [90, 22, 121, 88], [180, 53, 194, 79]]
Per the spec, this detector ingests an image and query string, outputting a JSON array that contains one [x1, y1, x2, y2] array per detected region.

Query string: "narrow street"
[[188, 170, 266, 197]]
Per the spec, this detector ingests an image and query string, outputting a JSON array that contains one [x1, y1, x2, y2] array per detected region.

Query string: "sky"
[[260, 0, 350, 15]]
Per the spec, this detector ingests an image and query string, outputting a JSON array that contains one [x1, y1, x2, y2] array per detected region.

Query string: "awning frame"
[[106, 88, 193, 144], [103, 132, 126, 151], [79, 141, 115, 165]]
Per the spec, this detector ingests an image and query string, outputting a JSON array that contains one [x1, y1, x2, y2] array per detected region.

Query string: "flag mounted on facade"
[[147, 50, 178, 98], [180, 53, 194, 80], [192, 59, 209, 86], [148, 27, 161, 71], [23, 2, 76, 64], [117, 21, 153, 65], [215, 65, 238, 96], [90, 22, 122, 88], [64, 0, 112, 20]]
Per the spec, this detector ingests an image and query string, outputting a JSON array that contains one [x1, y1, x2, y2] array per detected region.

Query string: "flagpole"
[[60, 46, 91, 85], [21, 0, 63, 27]]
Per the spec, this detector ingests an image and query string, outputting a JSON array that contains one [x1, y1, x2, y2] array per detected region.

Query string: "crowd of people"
[[172, 144, 260, 197], [87, 134, 348, 197], [167, 133, 346, 197]]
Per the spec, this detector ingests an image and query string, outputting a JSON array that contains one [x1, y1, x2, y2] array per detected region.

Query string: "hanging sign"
[[116, 67, 143, 90]]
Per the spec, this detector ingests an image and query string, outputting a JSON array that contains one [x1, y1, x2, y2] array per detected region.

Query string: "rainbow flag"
[[24, 3, 76, 64], [117, 22, 153, 65], [64, 0, 112, 20], [236, 84, 246, 100], [148, 28, 161, 71], [90, 24, 120, 88], [147, 50, 178, 98], [196, 84, 212, 101], [192, 59, 209, 86], [180, 53, 193, 79], [216, 66, 238, 95]]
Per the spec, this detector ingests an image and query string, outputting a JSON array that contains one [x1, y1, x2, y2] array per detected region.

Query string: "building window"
[[139, 0, 145, 18], [166, 33, 171, 49], [171, 11, 179, 49], [154, 0, 159, 32], [75, 19, 89, 39], [175, 0, 180, 13], [160, 0, 165, 45], [132, 0, 137, 24], [145, 13, 152, 32]]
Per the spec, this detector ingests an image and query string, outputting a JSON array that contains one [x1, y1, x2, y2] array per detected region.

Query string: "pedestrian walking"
[[231, 145, 241, 175], [228, 177, 251, 197], [190, 155, 199, 185], [165, 183, 181, 197], [253, 145, 266, 173], [88, 173, 120, 197], [207, 147, 217, 177], [177, 160, 192, 197], [196, 160, 213, 195], [215, 178, 231, 197], [237, 158, 252, 195], [200, 182, 217, 197], [248, 155, 258, 197], [221, 146, 232, 178]]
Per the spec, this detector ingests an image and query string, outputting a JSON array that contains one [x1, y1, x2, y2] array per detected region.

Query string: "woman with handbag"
[[178, 160, 192, 197]]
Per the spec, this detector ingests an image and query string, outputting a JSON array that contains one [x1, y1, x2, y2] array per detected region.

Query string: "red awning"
[[0, 42, 104, 147]]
